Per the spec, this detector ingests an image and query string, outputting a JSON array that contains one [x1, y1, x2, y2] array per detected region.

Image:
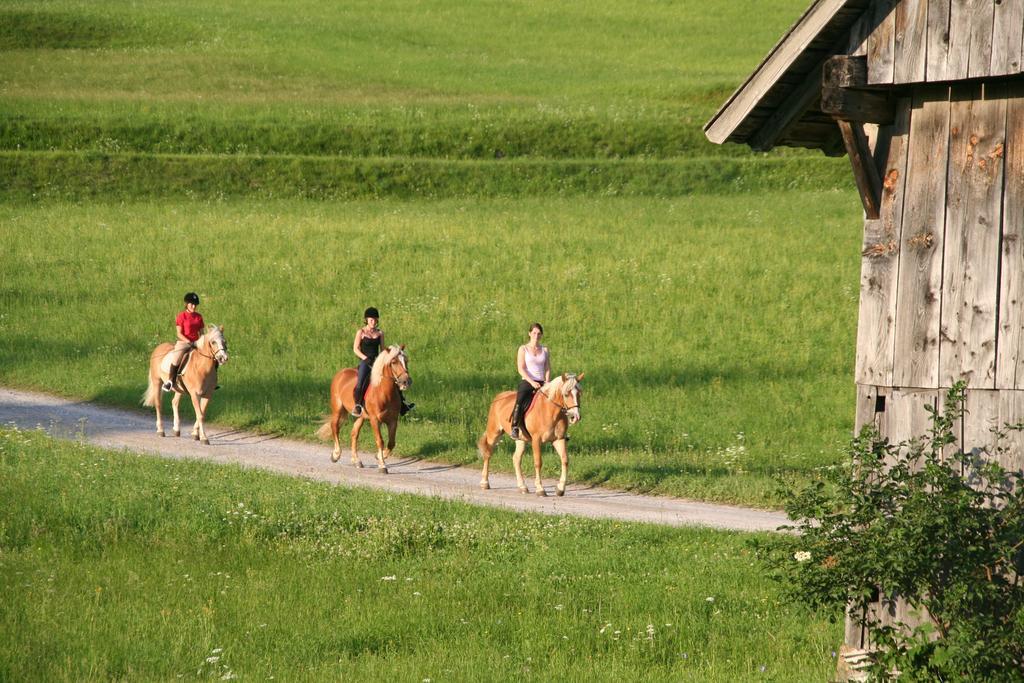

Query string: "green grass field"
[[0, 427, 842, 681], [0, 192, 861, 507], [1, 0, 809, 156]]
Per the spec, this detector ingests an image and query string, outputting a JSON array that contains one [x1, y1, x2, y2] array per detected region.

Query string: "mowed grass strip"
[[0, 0, 810, 159], [0, 427, 840, 681], [0, 103, 777, 159], [0, 193, 861, 507], [0, 151, 851, 200]]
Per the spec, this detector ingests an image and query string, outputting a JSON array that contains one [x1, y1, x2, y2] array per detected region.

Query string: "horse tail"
[[141, 379, 158, 407]]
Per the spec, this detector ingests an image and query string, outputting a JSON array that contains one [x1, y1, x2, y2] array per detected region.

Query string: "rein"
[[539, 384, 578, 415]]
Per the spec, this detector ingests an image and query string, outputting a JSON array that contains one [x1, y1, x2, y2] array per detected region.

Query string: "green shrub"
[[757, 383, 1024, 680]]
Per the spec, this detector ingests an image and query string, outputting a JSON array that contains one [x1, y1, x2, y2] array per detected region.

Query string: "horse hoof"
[[378, 467, 389, 475], [518, 487, 529, 495], [173, 430, 180, 438], [200, 438, 210, 446], [193, 434, 200, 441], [480, 482, 490, 490], [556, 488, 565, 497], [535, 488, 547, 498], [331, 452, 341, 463], [157, 431, 165, 438], [352, 460, 364, 469]]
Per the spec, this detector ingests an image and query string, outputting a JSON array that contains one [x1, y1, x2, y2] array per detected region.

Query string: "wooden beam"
[[824, 53, 868, 87], [822, 88, 896, 123], [837, 119, 882, 218], [822, 55, 896, 123]]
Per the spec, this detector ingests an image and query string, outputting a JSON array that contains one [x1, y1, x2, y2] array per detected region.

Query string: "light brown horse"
[[478, 373, 584, 496], [142, 326, 229, 444], [317, 345, 412, 473]]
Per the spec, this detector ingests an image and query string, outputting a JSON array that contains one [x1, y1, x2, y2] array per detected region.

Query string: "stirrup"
[[351, 404, 364, 417], [161, 380, 174, 392], [400, 401, 415, 416]]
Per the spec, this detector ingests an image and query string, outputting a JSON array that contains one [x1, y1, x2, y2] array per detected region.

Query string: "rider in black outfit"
[[351, 307, 414, 417]]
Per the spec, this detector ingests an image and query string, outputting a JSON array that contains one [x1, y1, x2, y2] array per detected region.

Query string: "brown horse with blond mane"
[[478, 372, 584, 496], [317, 345, 412, 473], [142, 326, 229, 444]]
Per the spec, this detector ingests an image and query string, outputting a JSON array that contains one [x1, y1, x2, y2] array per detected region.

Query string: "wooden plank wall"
[[999, 82, 1024, 387], [939, 83, 1006, 388], [861, 0, 1024, 84], [855, 102, 911, 386], [892, 88, 949, 388], [854, 81, 1022, 391]]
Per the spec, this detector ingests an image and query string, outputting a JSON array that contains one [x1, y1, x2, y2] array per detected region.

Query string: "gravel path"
[[0, 387, 789, 533]]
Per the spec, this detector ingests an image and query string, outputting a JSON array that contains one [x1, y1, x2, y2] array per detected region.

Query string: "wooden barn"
[[704, 0, 1024, 671]]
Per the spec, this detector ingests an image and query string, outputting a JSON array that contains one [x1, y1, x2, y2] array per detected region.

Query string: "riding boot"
[[399, 390, 415, 416], [162, 364, 180, 392], [510, 404, 530, 441]]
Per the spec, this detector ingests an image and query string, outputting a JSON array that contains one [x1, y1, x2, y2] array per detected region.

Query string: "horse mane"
[[370, 345, 401, 386], [540, 373, 579, 400], [195, 325, 222, 349], [539, 375, 565, 400]]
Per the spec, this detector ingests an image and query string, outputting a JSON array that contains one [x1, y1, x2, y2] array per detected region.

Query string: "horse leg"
[[478, 430, 493, 490], [532, 437, 546, 497], [479, 447, 491, 490], [478, 406, 503, 491], [349, 417, 365, 468], [196, 396, 210, 445], [383, 419, 396, 463], [171, 392, 183, 437], [512, 439, 529, 494], [329, 408, 343, 463], [370, 419, 388, 474], [153, 377, 165, 437], [553, 438, 569, 497], [186, 392, 208, 444]]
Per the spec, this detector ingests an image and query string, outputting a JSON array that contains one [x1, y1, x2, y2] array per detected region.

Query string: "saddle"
[[524, 391, 541, 417], [167, 349, 194, 393]]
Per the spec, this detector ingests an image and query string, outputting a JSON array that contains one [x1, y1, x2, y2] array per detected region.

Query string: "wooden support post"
[[837, 119, 882, 219]]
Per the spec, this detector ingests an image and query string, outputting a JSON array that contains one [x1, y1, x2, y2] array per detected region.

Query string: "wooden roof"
[[704, 0, 873, 154]]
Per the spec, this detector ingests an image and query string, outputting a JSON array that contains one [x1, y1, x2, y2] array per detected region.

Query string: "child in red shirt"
[[163, 292, 204, 391]]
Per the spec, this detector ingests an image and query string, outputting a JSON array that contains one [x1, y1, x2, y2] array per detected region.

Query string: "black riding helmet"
[[184, 292, 200, 305], [364, 306, 380, 320]]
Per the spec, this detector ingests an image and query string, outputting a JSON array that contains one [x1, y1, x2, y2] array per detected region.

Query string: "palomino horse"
[[141, 326, 229, 444], [478, 373, 584, 496], [317, 345, 411, 473]]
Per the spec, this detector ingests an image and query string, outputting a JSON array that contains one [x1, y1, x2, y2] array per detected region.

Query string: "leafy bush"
[[757, 383, 1024, 680]]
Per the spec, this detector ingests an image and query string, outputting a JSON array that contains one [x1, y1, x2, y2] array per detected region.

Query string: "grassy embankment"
[[0, 195, 860, 508], [0, 0, 842, 199], [0, 427, 841, 681]]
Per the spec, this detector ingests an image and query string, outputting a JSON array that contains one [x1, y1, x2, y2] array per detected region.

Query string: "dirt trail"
[[0, 387, 788, 533]]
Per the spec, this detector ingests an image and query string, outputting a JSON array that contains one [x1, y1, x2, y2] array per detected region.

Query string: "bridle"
[[194, 332, 228, 366], [540, 379, 581, 416], [385, 350, 412, 390]]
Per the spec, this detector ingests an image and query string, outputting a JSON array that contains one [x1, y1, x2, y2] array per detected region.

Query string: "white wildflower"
[[794, 551, 812, 562]]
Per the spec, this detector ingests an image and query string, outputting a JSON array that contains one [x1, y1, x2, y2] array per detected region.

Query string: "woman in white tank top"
[[511, 322, 550, 440]]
